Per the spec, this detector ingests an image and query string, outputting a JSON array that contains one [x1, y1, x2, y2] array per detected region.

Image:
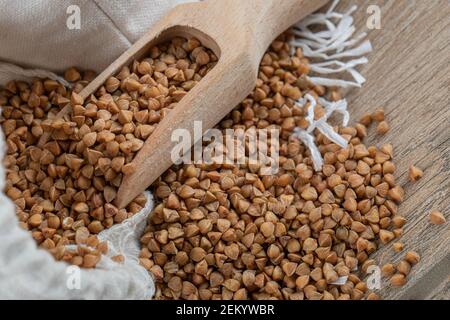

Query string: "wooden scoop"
[[44, 0, 328, 208]]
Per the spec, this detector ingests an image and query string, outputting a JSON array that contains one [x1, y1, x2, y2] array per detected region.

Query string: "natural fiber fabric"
[[0, 0, 194, 85]]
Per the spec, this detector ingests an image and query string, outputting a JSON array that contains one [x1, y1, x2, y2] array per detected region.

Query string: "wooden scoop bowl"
[[44, 0, 328, 208]]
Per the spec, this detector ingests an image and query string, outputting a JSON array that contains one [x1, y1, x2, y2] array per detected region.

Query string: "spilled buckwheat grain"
[[138, 34, 410, 300], [1, 32, 422, 297]]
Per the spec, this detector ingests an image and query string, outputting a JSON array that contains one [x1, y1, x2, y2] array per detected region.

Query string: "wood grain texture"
[[336, 0, 450, 299]]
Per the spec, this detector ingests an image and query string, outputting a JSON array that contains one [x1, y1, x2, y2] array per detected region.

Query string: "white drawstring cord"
[[290, 0, 372, 88], [292, 94, 349, 171], [290, 0, 371, 172]]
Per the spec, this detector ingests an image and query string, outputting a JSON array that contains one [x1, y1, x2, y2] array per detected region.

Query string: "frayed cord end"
[[292, 94, 350, 171], [292, 127, 323, 171], [290, 0, 372, 88]]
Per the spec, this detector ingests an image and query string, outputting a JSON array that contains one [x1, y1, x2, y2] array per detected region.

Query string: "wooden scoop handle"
[[169, 0, 329, 59], [246, 0, 329, 58]]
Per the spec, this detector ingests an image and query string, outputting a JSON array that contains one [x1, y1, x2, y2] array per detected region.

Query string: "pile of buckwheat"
[[1, 37, 217, 268], [2, 34, 439, 299], [137, 34, 421, 300]]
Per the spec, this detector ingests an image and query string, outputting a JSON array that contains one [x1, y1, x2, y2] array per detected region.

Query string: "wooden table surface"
[[336, 0, 450, 299]]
